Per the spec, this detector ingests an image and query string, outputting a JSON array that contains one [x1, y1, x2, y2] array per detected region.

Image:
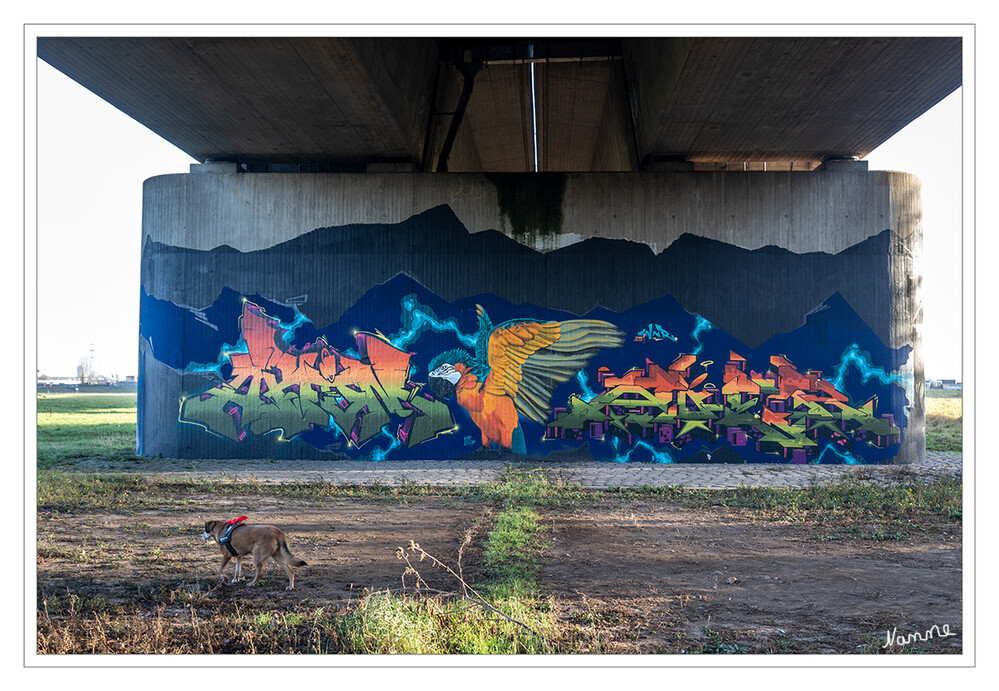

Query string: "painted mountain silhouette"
[[141, 204, 894, 349]]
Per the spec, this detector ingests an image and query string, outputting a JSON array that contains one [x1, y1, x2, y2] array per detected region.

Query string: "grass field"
[[925, 389, 963, 453], [36, 393, 139, 469]]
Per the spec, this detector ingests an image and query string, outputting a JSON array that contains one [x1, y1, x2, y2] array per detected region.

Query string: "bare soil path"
[[36, 491, 961, 654], [541, 501, 962, 653]]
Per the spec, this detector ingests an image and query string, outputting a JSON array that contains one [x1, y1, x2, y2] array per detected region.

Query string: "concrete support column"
[[139, 169, 922, 465]]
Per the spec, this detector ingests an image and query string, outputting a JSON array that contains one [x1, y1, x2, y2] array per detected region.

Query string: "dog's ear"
[[204, 521, 215, 533]]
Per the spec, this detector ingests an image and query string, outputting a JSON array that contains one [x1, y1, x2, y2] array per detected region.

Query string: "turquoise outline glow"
[[690, 314, 714, 355], [814, 442, 861, 465], [829, 343, 901, 393], [278, 309, 312, 346], [577, 370, 598, 402], [390, 296, 477, 350], [370, 427, 402, 461], [609, 436, 674, 463], [182, 339, 249, 375], [183, 303, 312, 376]]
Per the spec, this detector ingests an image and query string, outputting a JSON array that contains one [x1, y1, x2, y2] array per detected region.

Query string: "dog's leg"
[[218, 553, 231, 582], [247, 550, 265, 587], [277, 558, 295, 590], [231, 556, 242, 585]]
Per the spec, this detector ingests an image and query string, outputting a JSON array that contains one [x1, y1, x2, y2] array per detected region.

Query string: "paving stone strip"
[[62, 451, 961, 489]]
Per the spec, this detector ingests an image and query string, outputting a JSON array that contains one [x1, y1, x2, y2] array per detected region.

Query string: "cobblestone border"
[[57, 451, 961, 490]]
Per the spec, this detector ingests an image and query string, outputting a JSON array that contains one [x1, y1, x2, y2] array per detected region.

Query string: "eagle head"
[[427, 349, 472, 399]]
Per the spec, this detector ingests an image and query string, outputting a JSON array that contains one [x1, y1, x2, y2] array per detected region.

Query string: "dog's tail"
[[279, 539, 307, 567]]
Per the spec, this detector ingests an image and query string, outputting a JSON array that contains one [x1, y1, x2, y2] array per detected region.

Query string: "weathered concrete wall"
[[143, 168, 904, 254], [139, 169, 922, 464]]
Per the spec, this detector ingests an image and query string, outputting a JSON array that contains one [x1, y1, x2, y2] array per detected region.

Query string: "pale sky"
[[863, 88, 963, 382], [36, 61, 196, 380], [34, 60, 965, 381]]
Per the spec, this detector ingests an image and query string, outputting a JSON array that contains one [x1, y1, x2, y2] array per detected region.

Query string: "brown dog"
[[202, 519, 307, 590]]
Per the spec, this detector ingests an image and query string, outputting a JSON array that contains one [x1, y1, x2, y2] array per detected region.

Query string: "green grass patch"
[[697, 626, 749, 654], [926, 395, 962, 453], [483, 506, 544, 587], [616, 477, 962, 520], [926, 389, 963, 399], [38, 592, 558, 654], [37, 471, 160, 513], [38, 466, 962, 524], [475, 467, 557, 591], [37, 393, 139, 468], [334, 589, 552, 654], [37, 392, 137, 414], [35, 471, 467, 514], [467, 465, 586, 507]]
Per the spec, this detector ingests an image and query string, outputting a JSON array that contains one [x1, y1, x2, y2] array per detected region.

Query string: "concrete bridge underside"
[[38, 36, 961, 172]]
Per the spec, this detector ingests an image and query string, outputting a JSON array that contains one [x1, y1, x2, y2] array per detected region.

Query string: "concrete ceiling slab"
[[37, 36, 961, 172]]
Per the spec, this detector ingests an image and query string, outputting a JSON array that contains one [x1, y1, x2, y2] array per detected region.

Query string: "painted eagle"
[[427, 304, 624, 453]]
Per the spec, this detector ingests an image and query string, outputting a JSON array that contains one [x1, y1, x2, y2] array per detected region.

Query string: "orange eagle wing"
[[482, 314, 626, 423], [483, 321, 561, 421]]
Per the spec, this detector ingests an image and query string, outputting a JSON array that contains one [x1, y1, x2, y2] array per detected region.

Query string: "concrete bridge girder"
[[37, 36, 961, 172]]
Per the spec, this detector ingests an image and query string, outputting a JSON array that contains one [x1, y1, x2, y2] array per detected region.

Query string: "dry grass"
[[926, 395, 962, 453]]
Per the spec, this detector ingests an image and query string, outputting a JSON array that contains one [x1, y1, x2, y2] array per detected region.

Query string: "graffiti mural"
[[158, 275, 909, 463], [139, 207, 912, 463], [179, 300, 455, 450], [546, 351, 901, 464]]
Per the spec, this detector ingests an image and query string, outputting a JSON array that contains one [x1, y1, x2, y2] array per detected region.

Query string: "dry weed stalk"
[[394, 539, 552, 651]]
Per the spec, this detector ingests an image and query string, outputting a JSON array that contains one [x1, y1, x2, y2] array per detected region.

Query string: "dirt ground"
[[36, 494, 962, 655], [542, 503, 962, 654]]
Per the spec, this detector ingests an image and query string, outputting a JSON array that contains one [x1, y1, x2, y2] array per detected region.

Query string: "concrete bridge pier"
[[138, 166, 922, 465]]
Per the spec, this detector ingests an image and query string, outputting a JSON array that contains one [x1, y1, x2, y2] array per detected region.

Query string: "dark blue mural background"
[[140, 273, 910, 464]]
